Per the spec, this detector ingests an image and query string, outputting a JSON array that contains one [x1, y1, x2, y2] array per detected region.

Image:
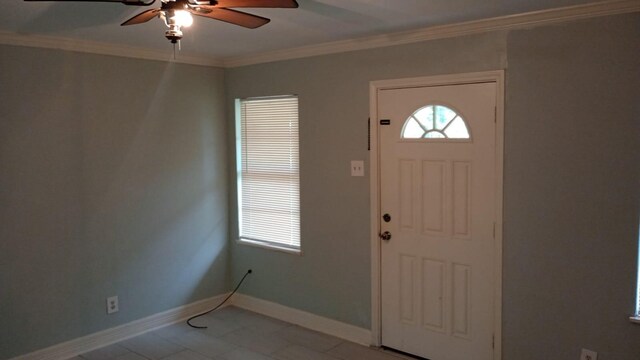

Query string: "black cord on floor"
[[187, 269, 252, 329]]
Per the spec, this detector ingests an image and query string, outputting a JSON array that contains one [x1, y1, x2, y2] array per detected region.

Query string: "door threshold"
[[381, 346, 430, 360]]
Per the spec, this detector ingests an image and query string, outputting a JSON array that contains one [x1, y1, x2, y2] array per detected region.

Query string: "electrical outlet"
[[106, 296, 119, 314], [351, 160, 364, 177], [580, 349, 597, 360]]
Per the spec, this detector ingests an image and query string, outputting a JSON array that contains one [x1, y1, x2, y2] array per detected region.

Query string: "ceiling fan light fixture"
[[162, 8, 193, 43], [164, 26, 183, 43], [27, 0, 300, 44], [174, 10, 193, 27], [162, 9, 192, 27]]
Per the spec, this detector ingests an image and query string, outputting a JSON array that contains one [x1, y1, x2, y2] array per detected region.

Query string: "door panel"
[[379, 82, 497, 360]]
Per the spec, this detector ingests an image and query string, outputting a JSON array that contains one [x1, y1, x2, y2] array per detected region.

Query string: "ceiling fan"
[[24, 0, 299, 44]]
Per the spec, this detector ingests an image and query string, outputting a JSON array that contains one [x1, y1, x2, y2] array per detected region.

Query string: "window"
[[236, 95, 300, 252], [401, 104, 470, 139]]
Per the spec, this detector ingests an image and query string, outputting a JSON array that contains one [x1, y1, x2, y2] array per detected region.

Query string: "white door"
[[379, 82, 497, 360]]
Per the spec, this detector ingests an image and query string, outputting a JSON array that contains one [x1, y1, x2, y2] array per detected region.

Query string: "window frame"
[[234, 95, 301, 254]]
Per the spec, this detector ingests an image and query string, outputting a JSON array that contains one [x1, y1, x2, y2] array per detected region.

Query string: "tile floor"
[[69, 306, 405, 360]]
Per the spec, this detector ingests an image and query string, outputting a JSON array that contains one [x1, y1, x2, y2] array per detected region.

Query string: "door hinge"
[[493, 222, 496, 239], [492, 334, 495, 349], [494, 106, 497, 123]]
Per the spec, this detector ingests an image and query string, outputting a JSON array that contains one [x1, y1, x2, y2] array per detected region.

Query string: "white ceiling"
[[0, 0, 627, 62]]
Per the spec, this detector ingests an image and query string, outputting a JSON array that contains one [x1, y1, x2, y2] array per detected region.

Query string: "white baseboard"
[[12, 293, 372, 360], [231, 294, 372, 346], [11, 293, 230, 360]]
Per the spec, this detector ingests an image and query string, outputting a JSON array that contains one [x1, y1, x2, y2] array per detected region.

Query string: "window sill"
[[629, 316, 640, 325], [237, 238, 302, 256]]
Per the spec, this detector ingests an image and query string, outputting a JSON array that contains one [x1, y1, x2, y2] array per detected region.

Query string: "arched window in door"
[[401, 105, 471, 139]]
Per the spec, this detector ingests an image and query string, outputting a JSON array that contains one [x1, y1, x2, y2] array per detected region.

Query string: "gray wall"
[[0, 47, 229, 359], [226, 31, 507, 329], [1, 11, 638, 360], [226, 13, 640, 360], [503, 15, 640, 359]]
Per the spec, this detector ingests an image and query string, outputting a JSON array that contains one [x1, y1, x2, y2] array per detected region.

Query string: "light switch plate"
[[351, 160, 364, 176]]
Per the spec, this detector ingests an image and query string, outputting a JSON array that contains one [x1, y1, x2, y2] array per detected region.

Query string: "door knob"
[[380, 231, 392, 241]]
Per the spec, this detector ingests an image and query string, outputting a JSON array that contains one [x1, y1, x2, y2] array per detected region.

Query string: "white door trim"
[[369, 70, 504, 360]]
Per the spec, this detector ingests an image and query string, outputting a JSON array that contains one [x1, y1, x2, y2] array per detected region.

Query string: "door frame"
[[369, 70, 505, 360]]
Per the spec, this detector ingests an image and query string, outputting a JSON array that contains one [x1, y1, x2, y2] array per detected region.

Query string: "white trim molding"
[[369, 70, 505, 359], [11, 293, 373, 360], [223, 0, 640, 67], [0, 31, 225, 68], [10, 294, 230, 360], [1, 0, 638, 68], [232, 294, 372, 346]]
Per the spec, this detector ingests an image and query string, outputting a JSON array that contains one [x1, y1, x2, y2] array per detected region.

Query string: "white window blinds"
[[237, 96, 300, 250]]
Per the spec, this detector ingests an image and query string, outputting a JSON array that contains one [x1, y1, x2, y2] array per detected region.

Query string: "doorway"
[[369, 72, 504, 360]]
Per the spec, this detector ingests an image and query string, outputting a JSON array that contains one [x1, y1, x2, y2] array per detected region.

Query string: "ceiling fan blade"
[[209, 0, 298, 8], [190, 8, 270, 29], [24, 0, 155, 5], [121, 8, 160, 26]]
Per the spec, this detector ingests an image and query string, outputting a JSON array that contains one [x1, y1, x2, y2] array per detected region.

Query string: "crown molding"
[[0, 0, 638, 68], [222, 0, 640, 68], [0, 31, 225, 68]]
